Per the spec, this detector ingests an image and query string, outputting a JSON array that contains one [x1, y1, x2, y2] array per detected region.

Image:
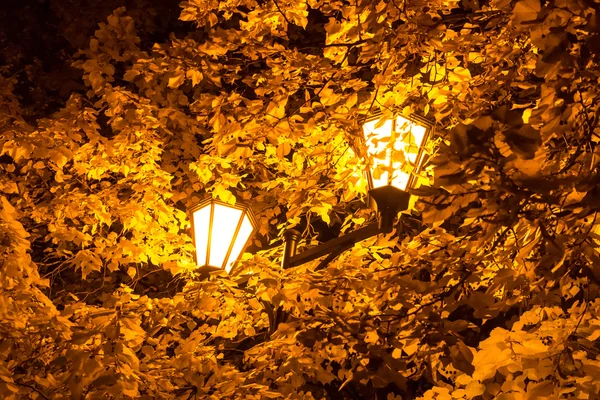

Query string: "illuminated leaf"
[[168, 71, 185, 88], [513, 0, 541, 23], [2, 1, 600, 399]]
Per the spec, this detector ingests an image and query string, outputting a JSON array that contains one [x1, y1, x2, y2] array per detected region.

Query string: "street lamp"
[[187, 113, 432, 336], [281, 113, 433, 270], [363, 113, 433, 233], [189, 198, 257, 273], [188, 113, 432, 273]]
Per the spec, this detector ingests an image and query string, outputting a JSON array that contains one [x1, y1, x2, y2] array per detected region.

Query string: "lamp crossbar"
[[282, 223, 380, 269]]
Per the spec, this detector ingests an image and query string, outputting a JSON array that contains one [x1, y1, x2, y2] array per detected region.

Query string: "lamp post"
[[188, 113, 432, 273], [187, 113, 432, 336], [189, 198, 257, 274]]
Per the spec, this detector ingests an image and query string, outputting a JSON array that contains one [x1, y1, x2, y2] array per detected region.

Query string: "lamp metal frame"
[[189, 197, 257, 274]]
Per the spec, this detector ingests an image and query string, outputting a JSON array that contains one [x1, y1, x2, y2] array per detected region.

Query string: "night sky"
[[0, 0, 185, 119]]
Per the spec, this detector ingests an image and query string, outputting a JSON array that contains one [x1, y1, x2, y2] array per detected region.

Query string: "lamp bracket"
[[280, 186, 410, 269], [369, 186, 411, 233], [282, 223, 380, 269]]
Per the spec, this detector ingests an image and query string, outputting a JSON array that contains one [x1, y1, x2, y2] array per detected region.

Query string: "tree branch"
[[15, 381, 49, 400], [272, 0, 291, 26]]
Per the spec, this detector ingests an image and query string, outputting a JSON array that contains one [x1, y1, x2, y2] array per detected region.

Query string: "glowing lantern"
[[362, 113, 433, 192], [362, 113, 433, 232], [189, 198, 257, 273]]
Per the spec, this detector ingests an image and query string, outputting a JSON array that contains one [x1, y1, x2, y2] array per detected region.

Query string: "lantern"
[[362, 113, 433, 232], [362, 113, 433, 192], [189, 198, 257, 273]]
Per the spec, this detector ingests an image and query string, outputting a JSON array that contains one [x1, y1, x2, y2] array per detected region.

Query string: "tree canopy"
[[1, 0, 600, 398]]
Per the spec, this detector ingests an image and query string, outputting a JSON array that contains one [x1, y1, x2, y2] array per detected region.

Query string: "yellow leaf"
[[352, 217, 365, 225], [199, 41, 228, 56], [449, 67, 471, 83], [0, 180, 18, 194], [310, 204, 331, 225], [455, 374, 472, 386], [346, 93, 358, 108], [179, 7, 197, 21], [74, 250, 102, 280], [467, 52, 483, 63], [526, 380, 554, 398], [214, 187, 235, 204], [186, 69, 203, 86], [516, 339, 548, 356], [513, 0, 540, 23], [168, 72, 185, 88], [465, 381, 485, 397], [248, 298, 262, 310], [287, 9, 308, 28], [266, 99, 287, 119], [425, 64, 446, 82], [522, 108, 532, 123], [472, 346, 512, 381], [123, 68, 140, 81], [402, 339, 419, 355], [276, 143, 291, 159], [364, 331, 379, 344], [127, 267, 136, 279], [320, 86, 341, 106], [211, 113, 226, 133], [50, 146, 71, 169], [513, 158, 542, 176], [392, 348, 402, 359]]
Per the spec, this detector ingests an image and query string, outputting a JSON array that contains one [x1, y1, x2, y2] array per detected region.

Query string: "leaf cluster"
[[1, 0, 600, 398]]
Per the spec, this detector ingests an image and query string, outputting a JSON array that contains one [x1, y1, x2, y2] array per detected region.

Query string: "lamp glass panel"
[[208, 204, 243, 268], [363, 115, 428, 191], [394, 115, 427, 164], [363, 117, 394, 189], [224, 214, 254, 273], [192, 205, 211, 266]]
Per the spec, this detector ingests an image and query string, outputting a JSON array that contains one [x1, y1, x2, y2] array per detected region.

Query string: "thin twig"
[[272, 0, 291, 26], [14, 381, 49, 400]]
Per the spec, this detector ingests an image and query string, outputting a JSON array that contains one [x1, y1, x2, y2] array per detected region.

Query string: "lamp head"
[[362, 113, 433, 192], [189, 198, 257, 274], [362, 113, 433, 232]]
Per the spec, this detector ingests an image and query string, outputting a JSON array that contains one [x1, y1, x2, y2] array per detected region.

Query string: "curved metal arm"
[[282, 223, 380, 269], [313, 240, 357, 271], [280, 186, 410, 270]]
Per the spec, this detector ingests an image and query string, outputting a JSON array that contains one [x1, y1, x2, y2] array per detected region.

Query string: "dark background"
[[0, 0, 185, 119]]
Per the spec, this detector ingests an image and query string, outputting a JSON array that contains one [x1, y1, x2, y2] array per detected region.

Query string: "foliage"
[[1, 0, 600, 398]]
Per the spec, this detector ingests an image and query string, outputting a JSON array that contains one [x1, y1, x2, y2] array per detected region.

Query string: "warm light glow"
[[190, 199, 257, 272], [192, 205, 211, 266], [209, 204, 243, 268], [225, 214, 254, 273], [363, 114, 430, 191]]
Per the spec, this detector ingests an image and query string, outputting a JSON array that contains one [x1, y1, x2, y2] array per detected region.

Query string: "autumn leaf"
[[2, 2, 600, 399], [186, 69, 203, 86], [512, 0, 541, 24], [168, 71, 185, 88]]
